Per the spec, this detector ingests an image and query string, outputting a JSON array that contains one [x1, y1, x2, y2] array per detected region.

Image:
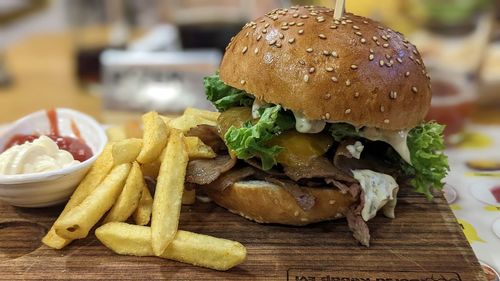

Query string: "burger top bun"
[[219, 5, 431, 130]]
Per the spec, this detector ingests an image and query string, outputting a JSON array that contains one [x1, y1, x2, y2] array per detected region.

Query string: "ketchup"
[[3, 109, 93, 162]]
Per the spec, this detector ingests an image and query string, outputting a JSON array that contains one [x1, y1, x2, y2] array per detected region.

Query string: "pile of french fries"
[[42, 108, 246, 271]]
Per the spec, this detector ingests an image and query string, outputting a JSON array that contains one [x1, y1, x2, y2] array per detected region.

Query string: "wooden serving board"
[[0, 188, 486, 280]]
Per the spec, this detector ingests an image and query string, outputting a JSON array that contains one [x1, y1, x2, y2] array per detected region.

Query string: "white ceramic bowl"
[[0, 108, 107, 207]]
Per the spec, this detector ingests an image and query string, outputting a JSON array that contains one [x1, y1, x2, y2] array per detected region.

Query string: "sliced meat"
[[266, 177, 316, 211], [244, 158, 285, 177], [283, 156, 355, 183], [204, 167, 256, 192], [326, 179, 361, 199], [345, 192, 370, 247], [186, 155, 237, 185], [334, 139, 398, 176], [187, 125, 227, 153]]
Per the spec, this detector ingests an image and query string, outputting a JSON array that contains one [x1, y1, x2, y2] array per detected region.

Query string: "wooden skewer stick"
[[333, 0, 345, 20]]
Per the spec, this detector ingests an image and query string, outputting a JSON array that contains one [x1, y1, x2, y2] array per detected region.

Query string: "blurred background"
[[0, 0, 499, 134]]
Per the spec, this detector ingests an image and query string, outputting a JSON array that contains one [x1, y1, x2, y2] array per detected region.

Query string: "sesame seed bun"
[[219, 6, 431, 130], [204, 180, 356, 225]]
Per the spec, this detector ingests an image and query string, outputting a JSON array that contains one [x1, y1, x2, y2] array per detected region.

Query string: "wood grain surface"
[[0, 188, 487, 280]]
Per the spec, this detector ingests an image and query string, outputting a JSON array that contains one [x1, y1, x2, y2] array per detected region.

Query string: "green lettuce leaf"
[[224, 105, 294, 170], [204, 74, 254, 112], [401, 122, 449, 200]]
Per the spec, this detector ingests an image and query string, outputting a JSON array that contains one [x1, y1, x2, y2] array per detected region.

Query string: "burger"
[[186, 5, 449, 246]]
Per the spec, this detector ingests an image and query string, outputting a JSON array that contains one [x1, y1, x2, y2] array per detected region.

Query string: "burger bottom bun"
[[204, 180, 357, 226]]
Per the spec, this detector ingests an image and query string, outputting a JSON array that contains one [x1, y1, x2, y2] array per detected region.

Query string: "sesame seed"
[[317, 17, 325, 22], [282, 22, 289, 26], [412, 86, 418, 93], [319, 34, 326, 39], [330, 25, 337, 29], [383, 43, 389, 48], [325, 112, 331, 119], [281, 26, 289, 30], [397, 57, 403, 63], [288, 38, 295, 44], [369, 54, 374, 61], [363, 20, 369, 24], [259, 19, 265, 23], [264, 23, 270, 28], [240, 80, 246, 85], [379, 60, 385, 67], [380, 105, 385, 112], [276, 42, 282, 48], [306, 47, 313, 53], [405, 71, 410, 77], [413, 49, 418, 55], [351, 64, 358, 70], [300, 15, 309, 19], [360, 38, 366, 44], [355, 31, 362, 36], [297, 22, 304, 26], [346, 80, 351, 86], [384, 119, 390, 124], [345, 109, 352, 114], [303, 74, 309, 82], [324, 93, 331, 100], [289, 21, 296, 26], [262, 29, 267, 34], [353, 25, 360, 30], [372, 36, 378, 41], [382, 35, 388, 41], [269, 39, 276, 45], [390, 91, 397, 99], [325, 67, 334, 72], [409, 56, 414, 61], [346, 19, 353, 23], [309, 67, 315, 74], [334, 20, 340, 25], [369, 48, 374, 54], [376, 41, 381, 46], [331, 51, 338, 58], [331, 76, 338, 82], [323, 50, 329, 55], [354, 92, 360, 98], [415, 59, 421, 65], [310, 12, 318, 16], [254, 48, 259, 54], [242, 46, 248, 54], [279, 33, 284, 39], [298, 29, 304, 35], [293, 13, 299, 18], [257, 34, 262, 41], [341, 20, 346, 25]]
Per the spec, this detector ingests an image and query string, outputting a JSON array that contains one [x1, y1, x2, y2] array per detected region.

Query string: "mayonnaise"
[[293, 111, 326, 134], [0, 135, 80, 175], [352, 169, 399, 221], [346, 141, 364, 159], [361, 127, 412, 164]]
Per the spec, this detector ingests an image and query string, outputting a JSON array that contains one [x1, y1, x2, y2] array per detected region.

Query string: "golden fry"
[[103, 162, 145, 223], [42, 143, 115, 249], [137, 111, 169, 164], [151, 129, 188, 256], [184, 107, 220, 122], [54, 163, 131, 240], [112, 138, 143, 165], [96, 222, 247, 271], [185, 136, 216, 159], [106, 126, 127, 142], [168, 108, 219, 133], [133, 185, 153, 226]]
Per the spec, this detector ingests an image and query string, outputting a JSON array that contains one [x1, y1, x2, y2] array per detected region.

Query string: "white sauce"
[[361, 127, 412, 164], [0, 135, 79, 175], [352, 169, 399, 221], [293, 111, 326, 134], [346, 141, 364, 159], [251, 99, 268, 119]]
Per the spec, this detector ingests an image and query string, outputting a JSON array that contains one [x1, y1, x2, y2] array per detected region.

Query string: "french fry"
[[185, 136, 216, 159], [54, 163, 131, 240], [168, 108, 219, 133], [103, 162, 145, 223], [133, 185, 153, 226], [184, 107, 220, 122], [151, 129, 188, 256], [42, 144, 115, 249], [182, 186, 196, 205], [112, 138, 143, 165], [137, 111, 169, 164], [95, 222, 247, 271], [106, 126, 127, 142]]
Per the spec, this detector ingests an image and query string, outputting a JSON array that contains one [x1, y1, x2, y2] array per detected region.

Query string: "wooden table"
[[0, 188, 486, 280]]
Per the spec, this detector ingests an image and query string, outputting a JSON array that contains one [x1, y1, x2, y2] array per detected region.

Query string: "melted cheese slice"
[[352, 169, 399, 221]]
